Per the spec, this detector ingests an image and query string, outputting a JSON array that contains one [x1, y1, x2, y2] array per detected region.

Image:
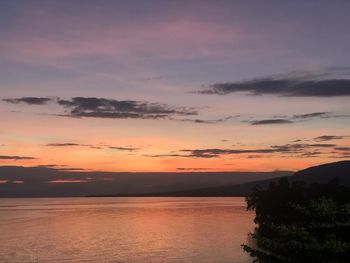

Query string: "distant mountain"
[[292, 160, 350, 185], [115, 161, 349, 197], [2, 161, 348, 197], [0, 165, 291, 197], [90, 176, 282, 197]]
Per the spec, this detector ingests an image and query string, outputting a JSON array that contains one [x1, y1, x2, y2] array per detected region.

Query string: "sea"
[[0, 197, 254, 263]]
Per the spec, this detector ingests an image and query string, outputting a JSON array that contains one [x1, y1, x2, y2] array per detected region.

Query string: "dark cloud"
[[46, 143, 139, 151], [293, 112, 330, 119], [314, 135, 345, 142], [307, 144, 336, 148], [145, 143, 338, 159], [180, 143, 337, 158], [3, 97, 52, 105], [176, 148, 276, 158], [247, 155, 265, 159], [291, 139, 304, 142], [57, 97, 197, 119], [3, 96, 198, 120], [0, 155, 36, 160], [250, 119, 293, 125], [46, 143, 82, 147], [300, 151, 322, 158], [247, 112, 348, 126], [199, 77, 350, 97], [334, 147, 350, 151], [176, 115, 236, 124], [46, 143, 102, 149], [108, 146, 139, 151]]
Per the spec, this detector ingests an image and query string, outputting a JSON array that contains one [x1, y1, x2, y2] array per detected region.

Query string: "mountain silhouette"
[[292, 160, 350, 185], [113, 160, 350, 197], [0, 166, 290, 197]]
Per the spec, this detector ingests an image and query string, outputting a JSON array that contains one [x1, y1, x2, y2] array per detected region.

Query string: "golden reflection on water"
[[0, 197, 254, 263]]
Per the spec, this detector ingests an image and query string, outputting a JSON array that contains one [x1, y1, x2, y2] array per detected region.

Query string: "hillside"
[[292, 160, 350, 185], [114, 161, 350, 197], [0, 165, 291, 197]]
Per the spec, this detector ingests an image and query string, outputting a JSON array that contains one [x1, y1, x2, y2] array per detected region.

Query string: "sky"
[[0, 0, 349, 172]]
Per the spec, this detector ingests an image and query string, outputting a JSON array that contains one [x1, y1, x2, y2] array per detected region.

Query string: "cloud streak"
[[46, 143, 140, 151], [0, 155, 36, 160], [108, 146, 139, 151], [247, 112, 349, 125], [314, 135, 345, 142], [293, 112, 330, 119], [199, 75, 350, 97], [3, 97, 52, 105], [146, 143, 338, 159], [250, 119, 293, 125], [175, 115, 237, 124], [3, 97, 198, 120], [58, 97, 197, 119]]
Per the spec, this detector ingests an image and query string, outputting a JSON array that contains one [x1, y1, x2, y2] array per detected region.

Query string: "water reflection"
[[0, 197, 254, 263]]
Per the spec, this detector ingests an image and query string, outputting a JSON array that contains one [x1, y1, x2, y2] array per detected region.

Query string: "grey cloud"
[[176, 115, 237, 124], [180, 143, 337, 158], [46, 143, 102, 149], [293, 112, 330, 119], [109, 146, 139, 151], [199, 77, 350, 97], [46, 143, 82, 147], [308, 144, 336, 148], [3, 96, 197, 120], [247, 155, 265, 159], [314, 135, 345, 142], [3, 97, 52, 105], [57, 97, 197, 119], [334, 147, 350, 151], [247, 112, 348, 126], [0, 155, 36, 160], [179, 148, 279, 158], [46, 143, 139, 151], [146, 143, 337, 159], [250, 119, 293, 125], [301, 151, 322, 158]]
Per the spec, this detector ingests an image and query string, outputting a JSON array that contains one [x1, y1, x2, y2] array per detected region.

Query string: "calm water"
[[0, 197, 254, 263]]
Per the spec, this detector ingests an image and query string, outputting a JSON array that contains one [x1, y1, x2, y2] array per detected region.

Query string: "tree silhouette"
[[243, 178, 350, 262]]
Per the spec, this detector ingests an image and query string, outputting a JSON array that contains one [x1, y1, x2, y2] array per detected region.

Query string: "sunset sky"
[[1, 0, 349, 172]]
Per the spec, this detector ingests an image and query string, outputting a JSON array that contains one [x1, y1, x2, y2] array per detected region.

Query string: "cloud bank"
[[148, 143, 340, 159], [3, 97, 52, 105], [3, 97, 197, 120], [247, 112, 349, 125], [199, 75, 350, 97]]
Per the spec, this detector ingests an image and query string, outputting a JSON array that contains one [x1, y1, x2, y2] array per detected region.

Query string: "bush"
[[243, 178, 350, 263]]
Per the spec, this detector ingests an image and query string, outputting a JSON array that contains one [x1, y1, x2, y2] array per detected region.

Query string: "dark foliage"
[[243, 177, 350, 262]]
